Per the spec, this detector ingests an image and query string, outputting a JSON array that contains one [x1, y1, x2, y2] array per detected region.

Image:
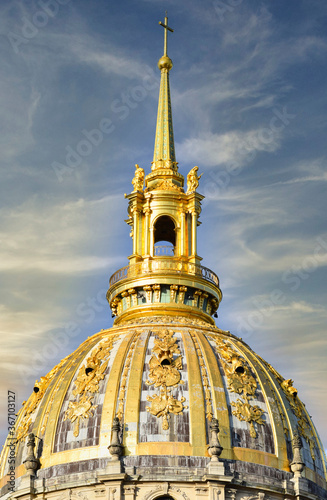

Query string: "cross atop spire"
[[159, 13, 174, 56], [152, 13, 176, 170]]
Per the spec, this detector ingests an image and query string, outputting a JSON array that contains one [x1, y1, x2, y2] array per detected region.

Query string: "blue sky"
[[0, 0, 326, 453]]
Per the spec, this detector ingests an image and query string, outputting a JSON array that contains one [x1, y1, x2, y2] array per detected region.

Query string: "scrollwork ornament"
[[63, 336, 118, 437], [209, 336, 265, 438], [145, 329, 187, 429], [64, 394, 97, 437], [279, 377, 317, 460], [15, 353, 72, 441]]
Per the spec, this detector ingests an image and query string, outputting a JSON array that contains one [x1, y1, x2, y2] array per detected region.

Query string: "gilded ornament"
[[15, 354, 72, 441], [279, 378, 317, 460], [64, 394, 97, 437], [281, 378, 298, 397], [146, 386, 186, 430], [118, 314, 218, 328], [72, 343, 110, 396], [131, 164, 144, 191], [186, 166, 202, 193], [154, 178, 182, 192], [209, 336, 265, 438], [41, 394, 55, 435], [231, 397, 265, 438], [15, 416, 32, 442], [257, 356, 318, 460], [64, 336, 118, 437], [146, 329, 183, 387], [145, 329, 187, 429], [254, 353, 289, 436], [116, 331, 141, 421], [189, 330, 213, 421]]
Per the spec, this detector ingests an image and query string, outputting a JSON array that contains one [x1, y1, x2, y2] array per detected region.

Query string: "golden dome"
[[1, 317, 326, 493], [1, 13, 326, 500]]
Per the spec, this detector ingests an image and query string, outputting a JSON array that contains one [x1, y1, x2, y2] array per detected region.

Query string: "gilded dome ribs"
[[280, 379, 318, 462], [254, 351, 320, 462], [189, 329, 214, 423], [115, 330, 141, 421], [40, 370, 65, 436], [15, 353, 72, 442]]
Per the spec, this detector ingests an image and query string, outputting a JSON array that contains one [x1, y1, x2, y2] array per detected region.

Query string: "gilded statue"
[[186, 166, 202, 193], [132, 164, 144, 191]]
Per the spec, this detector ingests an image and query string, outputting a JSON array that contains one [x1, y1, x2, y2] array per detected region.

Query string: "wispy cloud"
[[0, 195, 123, 274]]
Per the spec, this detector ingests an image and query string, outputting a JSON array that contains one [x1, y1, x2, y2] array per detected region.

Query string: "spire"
[[152, 14, 177, 171], [107, 15, 222, 326]]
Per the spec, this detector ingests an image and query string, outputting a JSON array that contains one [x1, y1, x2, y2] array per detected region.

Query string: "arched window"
[[154, 215, 176, 256]]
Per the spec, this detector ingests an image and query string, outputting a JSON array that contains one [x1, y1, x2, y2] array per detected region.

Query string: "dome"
[[1, 316, 326, 497], [1, 13, 326, 500]]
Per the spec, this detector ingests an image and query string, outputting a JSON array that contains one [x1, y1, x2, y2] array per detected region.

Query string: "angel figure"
[[186, 166, 202, 193], [131, 164, 144, 191]]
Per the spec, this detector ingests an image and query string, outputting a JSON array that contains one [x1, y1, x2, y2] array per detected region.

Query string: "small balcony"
[[109, 258, 219, 288]]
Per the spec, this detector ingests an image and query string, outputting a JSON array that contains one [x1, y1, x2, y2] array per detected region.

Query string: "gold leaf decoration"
[[15, 353, 72, 442], [118, 314, 219, 328], [64, 335, 118, 438], [116, 331, 141, 421], [256, 350, 318, 461], [209, 336, 265, 438], [147, 387, 186, 430], [145, 329, 187, 429], [64, 394, 97, 437], [279, 377, 317, 460], [231, 399, 265, 438], [189, 330, 213, 421], [154, 179, 182, 192]]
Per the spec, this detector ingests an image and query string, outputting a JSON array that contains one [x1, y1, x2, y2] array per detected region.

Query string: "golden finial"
[[159, 12, 174, 57], [153, 13, 176, 167]]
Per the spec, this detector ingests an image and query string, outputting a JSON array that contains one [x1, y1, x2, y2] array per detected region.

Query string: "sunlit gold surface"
[[1, 16, 327, 500], [0, 322, 326, 488], [186, 166, 203, 193]]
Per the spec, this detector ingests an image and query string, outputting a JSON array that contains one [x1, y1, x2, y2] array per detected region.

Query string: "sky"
[[0, 0, 326, 455]]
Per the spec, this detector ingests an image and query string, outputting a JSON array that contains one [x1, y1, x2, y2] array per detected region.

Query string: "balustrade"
[[109, 259, 219, 287]]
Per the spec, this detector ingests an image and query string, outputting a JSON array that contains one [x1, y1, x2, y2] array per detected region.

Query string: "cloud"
[[0, 195, 123, 274], [176, 127, 282, 169], [71, 42, 152, 80]]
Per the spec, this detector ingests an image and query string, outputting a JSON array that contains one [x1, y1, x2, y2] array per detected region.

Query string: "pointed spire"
[[152, 14, 177, 171]]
